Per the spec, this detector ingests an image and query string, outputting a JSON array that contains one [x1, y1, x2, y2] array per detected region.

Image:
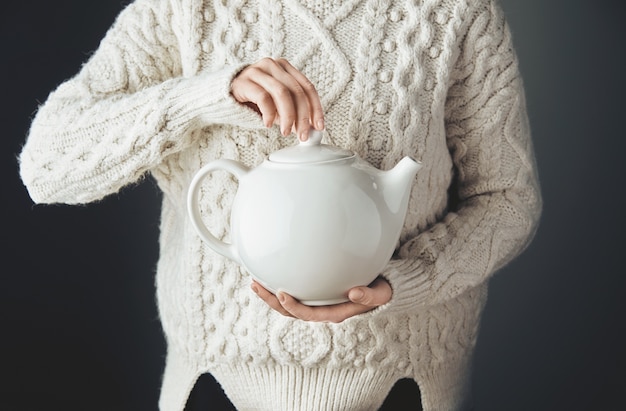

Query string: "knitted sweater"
[[19, 0, 542, 410]]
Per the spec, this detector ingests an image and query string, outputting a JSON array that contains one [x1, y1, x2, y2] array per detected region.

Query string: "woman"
[[19, 0, 542, 409]]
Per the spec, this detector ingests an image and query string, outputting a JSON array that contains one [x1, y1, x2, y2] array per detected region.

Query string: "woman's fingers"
[[275, 59, 325, 138], [276, 292, 370, 323], [231, 58, 324, 140], [233, 79, 278, 128], [251, 281, 294, 318], [239, 63, 299, 136], [347, 277, 393, 306], [251, 277, 392, 323]]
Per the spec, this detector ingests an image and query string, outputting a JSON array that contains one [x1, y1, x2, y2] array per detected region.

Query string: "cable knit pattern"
[[19, 1, 541, 410]]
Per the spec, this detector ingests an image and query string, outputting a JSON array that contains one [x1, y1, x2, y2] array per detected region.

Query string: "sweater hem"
[[210, 363, 402, 411], [159, 352, 202, 411]]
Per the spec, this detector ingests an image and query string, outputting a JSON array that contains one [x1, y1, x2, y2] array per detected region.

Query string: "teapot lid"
[[268, 129, 355, 164]]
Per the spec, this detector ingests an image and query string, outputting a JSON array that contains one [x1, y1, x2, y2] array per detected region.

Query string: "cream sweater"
[[19, 0, 542, 410]]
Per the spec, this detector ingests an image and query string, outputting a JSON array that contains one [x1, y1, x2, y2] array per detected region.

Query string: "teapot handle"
[[187, 159, 249, 264]]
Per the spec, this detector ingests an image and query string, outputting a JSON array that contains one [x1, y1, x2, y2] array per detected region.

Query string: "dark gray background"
[[2, 1, 624, 410]]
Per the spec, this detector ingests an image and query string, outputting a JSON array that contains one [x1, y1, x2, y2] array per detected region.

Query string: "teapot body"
[[187, 132, 421, 306], [231, 158, 400, 305]]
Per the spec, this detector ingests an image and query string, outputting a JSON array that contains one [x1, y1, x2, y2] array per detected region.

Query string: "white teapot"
[[187, 130, 421, 306]]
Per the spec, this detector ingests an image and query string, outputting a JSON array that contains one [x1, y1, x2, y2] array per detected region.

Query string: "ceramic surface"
[[187, 131, 421, 305]]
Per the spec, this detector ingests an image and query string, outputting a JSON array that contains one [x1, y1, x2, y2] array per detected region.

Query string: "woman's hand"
[[251, 277, 392, 323], [231, 57, 325, 142]]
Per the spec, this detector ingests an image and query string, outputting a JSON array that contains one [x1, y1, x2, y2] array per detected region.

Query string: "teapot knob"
[[300, 128, 324, 146]]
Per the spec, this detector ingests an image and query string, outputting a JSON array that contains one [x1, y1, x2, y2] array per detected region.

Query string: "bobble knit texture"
[[20, 0, 542, 410]]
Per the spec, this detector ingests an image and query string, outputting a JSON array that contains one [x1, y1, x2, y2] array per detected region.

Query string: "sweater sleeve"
[[381, 0, 542, 310], [19, 0, 262, 205]]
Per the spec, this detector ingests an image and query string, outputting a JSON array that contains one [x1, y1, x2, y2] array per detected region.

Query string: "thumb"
[[348, 277, 392, 307]]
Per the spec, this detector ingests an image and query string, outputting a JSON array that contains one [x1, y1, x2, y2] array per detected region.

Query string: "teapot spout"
[[380, 156, 422, 213]]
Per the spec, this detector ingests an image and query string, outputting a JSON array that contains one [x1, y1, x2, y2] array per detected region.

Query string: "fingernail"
[[278, 292, 287, 304], [299, 130, 308, 142], [316, 118, 325, 130], [349, 289, 364, 301]]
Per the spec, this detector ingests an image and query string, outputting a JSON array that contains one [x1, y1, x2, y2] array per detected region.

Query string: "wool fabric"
[[19, 0, 542, 410]]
